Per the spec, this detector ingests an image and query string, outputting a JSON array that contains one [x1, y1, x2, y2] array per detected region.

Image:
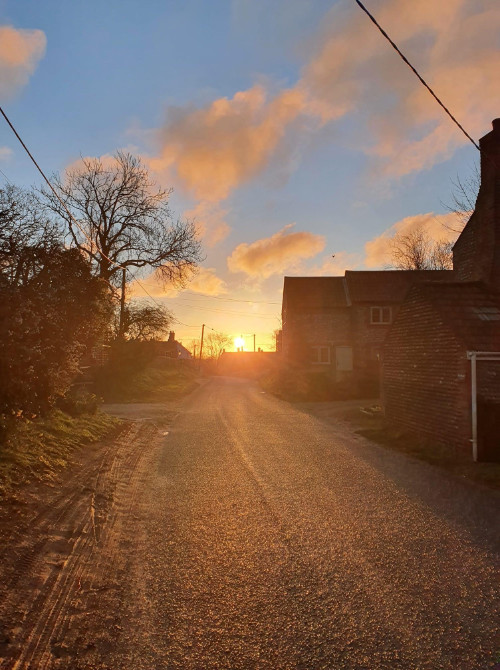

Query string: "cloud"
[[0, 147, 13, 161], [364, 211, 464, 268], [227, 224, 325, 278], [299, 0, 500, 176], [141, 0, 498, 234], [186, 267, 228, 296], [0, 26, 46, 101], [184, 201, 231, 247], [130, 266, 226, 299], [150, 85, 306, 202]]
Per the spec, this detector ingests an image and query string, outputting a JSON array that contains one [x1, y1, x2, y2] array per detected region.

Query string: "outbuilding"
[[382, 119, 500, 460]]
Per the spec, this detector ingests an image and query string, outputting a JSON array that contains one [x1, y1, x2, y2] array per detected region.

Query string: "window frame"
[[370, 305, 392, 325], [311, 345, 331, 365]]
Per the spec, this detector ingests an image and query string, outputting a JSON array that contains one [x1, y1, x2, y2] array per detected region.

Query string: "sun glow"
[[234, 336, 245, 351]]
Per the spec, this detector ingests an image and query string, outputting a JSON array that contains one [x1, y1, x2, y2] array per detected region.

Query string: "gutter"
[[466, 351, 500, 461]]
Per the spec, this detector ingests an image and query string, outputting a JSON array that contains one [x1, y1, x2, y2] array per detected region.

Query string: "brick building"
[[281, 270, 450, 393], [383, 119, 500, 460]]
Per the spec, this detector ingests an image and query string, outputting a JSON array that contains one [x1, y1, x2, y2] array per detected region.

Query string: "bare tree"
[[0, 185, 61, 286], [116, 302, 173, 341], [204, 332, 232, 361], [389, 227, 455, 271], [444, 162, 480, 229], [40, 152, 202, 287]]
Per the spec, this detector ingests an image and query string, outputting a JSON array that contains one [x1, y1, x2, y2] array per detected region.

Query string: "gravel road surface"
[[1, 377, 499, 669]]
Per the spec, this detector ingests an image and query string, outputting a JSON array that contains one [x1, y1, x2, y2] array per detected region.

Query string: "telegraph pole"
[[118, 267, 127, 338], [199, 324, 205, 364]]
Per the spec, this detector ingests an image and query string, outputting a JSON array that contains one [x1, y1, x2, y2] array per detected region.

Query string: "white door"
[[335, 346, 353, 382]]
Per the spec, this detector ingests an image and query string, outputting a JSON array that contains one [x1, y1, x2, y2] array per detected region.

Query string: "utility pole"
[[253, 334, 256, 352], [199, 324, 205, 364], [118, 267, 127, 338]]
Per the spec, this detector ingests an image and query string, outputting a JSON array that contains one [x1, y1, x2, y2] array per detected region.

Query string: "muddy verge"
[[0, 412, 166, 669]]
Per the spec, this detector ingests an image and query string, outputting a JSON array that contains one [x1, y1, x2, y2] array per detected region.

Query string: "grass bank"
[[95, 359, 199, 403], [0, 410, 121, 496]]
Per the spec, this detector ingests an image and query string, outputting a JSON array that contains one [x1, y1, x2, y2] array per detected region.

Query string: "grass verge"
[[0, 410, 121, 497], [96, 362, 199, 403]]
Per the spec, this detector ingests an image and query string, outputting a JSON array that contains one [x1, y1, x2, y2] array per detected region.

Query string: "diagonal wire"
[[354, 0, 480, 151]]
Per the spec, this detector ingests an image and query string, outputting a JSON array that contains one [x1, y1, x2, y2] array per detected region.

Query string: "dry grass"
[[0, 410, 121, 496]]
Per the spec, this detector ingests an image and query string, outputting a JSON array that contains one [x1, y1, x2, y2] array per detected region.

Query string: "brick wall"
[[282, 308, 351, 367], [383, 292, 471, 452], [477, 360, 500, 403], [453, 119, 500, 291]]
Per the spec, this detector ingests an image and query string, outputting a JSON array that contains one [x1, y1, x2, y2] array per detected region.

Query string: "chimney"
[[453, 119, 500, 290], [168, 331, 175, 342]]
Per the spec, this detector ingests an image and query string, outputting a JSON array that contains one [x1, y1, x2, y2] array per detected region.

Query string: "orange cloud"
[[186, 267, 228, 296], [150, 86, 306, 202], [299, 0, 500, 176], [184, 201, 231, 247], [364, 211, 464, 268], [141, 0, 498, 236], [0, 26, 46, 100], [227, 224, 325, 278], [130, 266, 226, 299]]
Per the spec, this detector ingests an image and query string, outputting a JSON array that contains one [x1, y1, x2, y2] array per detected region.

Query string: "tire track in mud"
[[0, 420, 161, 670]]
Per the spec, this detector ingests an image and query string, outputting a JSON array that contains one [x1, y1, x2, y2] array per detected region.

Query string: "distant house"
[[218, 351, 278, 378], [154, 331, 192, 360], [383, 119, 500, 461], [281, 270, 451, 393]]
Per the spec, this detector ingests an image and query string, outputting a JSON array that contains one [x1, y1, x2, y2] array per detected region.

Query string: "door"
[[335, 346, 353, 382]]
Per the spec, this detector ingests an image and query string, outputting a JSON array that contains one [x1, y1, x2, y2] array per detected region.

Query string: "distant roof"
[[344, 270, 453, 303], [410, 282, 500, 351], [282, 276, 348, 310]]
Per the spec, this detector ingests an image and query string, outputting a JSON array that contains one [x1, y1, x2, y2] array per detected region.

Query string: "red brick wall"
[[382, 292, 471, 452], [282, 308, 351, 367], [453, 121, 500, 291], [350, 304, 402, 369], [477, 360, 500, 403]]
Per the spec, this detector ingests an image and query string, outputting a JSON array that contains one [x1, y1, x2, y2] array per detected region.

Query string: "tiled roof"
[[282, 276, 348, 310], [411, 282, 500, 351], [344, 270, 453, 303]]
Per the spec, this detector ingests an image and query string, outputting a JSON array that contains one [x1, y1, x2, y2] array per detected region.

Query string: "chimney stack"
[[453, 119, 500, 290]]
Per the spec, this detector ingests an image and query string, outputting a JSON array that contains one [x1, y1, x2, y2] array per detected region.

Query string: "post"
[[253, 334, 256, 352], [199, 324, 205, 364], [470, 352, 478, 462], [118, 267, 127, 338]]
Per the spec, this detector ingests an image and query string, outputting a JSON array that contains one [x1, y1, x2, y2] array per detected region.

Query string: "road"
[[1, 377, 499, 669]]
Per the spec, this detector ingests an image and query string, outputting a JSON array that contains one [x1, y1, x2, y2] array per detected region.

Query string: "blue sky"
[[0, 0, 498, 349]]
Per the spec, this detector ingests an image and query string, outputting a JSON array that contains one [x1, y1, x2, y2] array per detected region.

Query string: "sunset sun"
[[234, 336, 245, 351]]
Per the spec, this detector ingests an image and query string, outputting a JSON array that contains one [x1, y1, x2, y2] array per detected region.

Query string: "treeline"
[[0, 152, 202, 423], [0, 185, 112, 418]]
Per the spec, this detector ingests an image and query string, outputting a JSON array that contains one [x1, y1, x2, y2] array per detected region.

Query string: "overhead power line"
[[354, 0, 480, 152], [0, 106, 178, 311]]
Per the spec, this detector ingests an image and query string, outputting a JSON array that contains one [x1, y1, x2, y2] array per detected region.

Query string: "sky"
[[1, 0, 499, 351]]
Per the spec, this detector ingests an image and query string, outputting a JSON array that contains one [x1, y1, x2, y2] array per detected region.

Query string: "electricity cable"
[[0, 106, 189, 312], [354, 0, 480, 152]]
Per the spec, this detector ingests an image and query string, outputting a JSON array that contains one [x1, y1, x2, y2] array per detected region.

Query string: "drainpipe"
[[468, 352, 478, 462]]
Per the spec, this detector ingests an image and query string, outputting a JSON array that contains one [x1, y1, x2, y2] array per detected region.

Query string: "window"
[[472, 306, 500, 321], [370, 306, 392, 324], [311, 346, 330, 364]]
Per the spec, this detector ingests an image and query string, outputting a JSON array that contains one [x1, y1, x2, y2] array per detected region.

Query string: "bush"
[[260, 364, 355, 402], [55, 391, 101, 417]]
